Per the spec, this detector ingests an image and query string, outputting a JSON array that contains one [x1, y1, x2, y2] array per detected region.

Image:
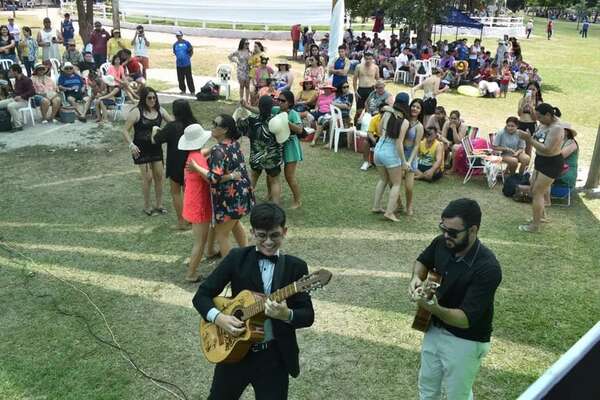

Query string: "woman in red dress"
[[178, 124, 214, 282]]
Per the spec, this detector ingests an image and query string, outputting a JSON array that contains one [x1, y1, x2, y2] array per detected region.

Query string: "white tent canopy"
[[120, 0, 332, 25]]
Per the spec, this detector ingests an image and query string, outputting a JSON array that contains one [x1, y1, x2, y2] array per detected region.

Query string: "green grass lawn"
[[1, 16, 600, 400]]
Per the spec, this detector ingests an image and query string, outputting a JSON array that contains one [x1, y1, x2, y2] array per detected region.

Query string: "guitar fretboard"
[[241, 282, 298, 320]]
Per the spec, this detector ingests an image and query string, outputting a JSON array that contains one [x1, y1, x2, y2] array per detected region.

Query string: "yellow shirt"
[[418, 139, 444, 171], [368, 113, 383, 137], [249, 52, 263, 81], [107, 38, 129, 59]]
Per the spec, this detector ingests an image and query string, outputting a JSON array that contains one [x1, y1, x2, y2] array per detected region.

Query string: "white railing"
[[472, 16, 524, 28]]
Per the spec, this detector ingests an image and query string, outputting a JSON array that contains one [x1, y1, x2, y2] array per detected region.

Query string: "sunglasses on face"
[[342, 85, 349, 88], [439, 222, 468, 238]]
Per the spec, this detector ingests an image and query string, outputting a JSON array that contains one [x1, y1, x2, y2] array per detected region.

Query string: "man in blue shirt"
[[172, 31, 195, 95], [57, 62, 90, 121], [61, 13, 75, 49]]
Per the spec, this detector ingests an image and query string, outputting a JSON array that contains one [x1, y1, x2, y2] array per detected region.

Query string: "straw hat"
[[178, 124, 212, 150], [34, 63, 47, 72], [268, 112, 290, 144], [102, 75, 117, 86]]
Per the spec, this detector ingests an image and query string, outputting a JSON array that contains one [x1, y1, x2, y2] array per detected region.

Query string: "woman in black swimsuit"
[[518, 103, 564, 233], [122, 87, 174, 216], [517, 81, 543, 154]]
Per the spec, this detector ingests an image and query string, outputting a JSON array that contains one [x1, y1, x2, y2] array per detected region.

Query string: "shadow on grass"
[[0, 264, 539, 400]]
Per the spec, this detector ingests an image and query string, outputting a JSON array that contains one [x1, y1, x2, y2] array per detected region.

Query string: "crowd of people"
[[0, 14, 198, 130]]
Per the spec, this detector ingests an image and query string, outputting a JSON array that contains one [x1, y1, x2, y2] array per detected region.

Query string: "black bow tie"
[[257, 252, 278, 264]]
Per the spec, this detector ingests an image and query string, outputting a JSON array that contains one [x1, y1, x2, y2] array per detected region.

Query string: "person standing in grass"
[[89, 21, 110, 67], [187, 114, 254, 257], [122, 87, 174, 216], [60, 13, 75, 48], [173, 30, 195, 95], [399, 99, 425, 216], [193, 202, 315, 400], [228, 38, 251, 104], [151, 99, 197, 230], [132, 25, 150, 78], [176, 123, 214, 282], [19, 27, 37, 77], [518, 104, 564, 233], [409, 198, 502, 400]]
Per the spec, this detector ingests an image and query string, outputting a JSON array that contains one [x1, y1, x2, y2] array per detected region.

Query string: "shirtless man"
[[412, 68, 448, 126], [353, 52, 379, 126]]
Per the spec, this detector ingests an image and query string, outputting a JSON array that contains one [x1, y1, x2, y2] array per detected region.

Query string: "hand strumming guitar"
[[215, 313, 246, 337]]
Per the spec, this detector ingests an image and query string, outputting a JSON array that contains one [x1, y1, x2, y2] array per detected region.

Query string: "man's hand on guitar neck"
[[408, 276, 424, 298], [215, 313, 246, 337], [265, 299, 292, 321]]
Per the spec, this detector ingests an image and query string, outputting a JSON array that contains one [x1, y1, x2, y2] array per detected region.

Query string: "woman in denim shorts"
[[372, 102, 409, 222]]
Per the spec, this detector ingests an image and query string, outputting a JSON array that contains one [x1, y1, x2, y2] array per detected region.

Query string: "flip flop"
[[205, 252, 222, 261], [518, 224, 539, 233], [185, 273, 204, 283], [154, 207, 167, 215], [143, 208, 154, 216]]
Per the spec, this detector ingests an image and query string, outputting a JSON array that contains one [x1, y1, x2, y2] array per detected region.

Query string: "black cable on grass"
[[0, 240, 189, 400]]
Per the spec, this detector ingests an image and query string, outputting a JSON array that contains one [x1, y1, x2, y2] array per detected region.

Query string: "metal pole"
[[112, 0, 120, 30]]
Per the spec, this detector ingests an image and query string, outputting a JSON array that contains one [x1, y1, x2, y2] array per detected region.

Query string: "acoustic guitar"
[[411, 271, 442, 332], [199, 269, 332, 364]]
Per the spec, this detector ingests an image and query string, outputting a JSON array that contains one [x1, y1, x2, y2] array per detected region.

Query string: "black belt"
[[250, 341, 274, 352]]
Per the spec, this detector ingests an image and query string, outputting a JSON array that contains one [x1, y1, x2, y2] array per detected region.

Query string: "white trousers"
[[418, 325, 490, 400]]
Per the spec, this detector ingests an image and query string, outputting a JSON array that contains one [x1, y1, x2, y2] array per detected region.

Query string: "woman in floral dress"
[[187, 114, 255, 257], [228, 38, 251, 104]]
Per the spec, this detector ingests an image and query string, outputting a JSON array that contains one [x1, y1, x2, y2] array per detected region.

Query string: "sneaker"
[[360, 161, 370, 171]]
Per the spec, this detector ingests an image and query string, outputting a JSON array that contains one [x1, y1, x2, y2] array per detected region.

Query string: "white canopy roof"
[[120, 0, 333, 25]]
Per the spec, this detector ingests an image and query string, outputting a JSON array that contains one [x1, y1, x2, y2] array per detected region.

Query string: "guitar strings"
[[0, 239, 190, 400]]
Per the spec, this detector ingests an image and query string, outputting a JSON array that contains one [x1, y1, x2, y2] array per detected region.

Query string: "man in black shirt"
[[409, 198, 502, 400]]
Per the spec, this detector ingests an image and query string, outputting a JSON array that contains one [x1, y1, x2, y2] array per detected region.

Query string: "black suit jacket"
[[192, 246, 315, 378]]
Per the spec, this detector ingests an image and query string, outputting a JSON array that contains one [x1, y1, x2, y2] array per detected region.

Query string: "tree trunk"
[[76, 0, 95, 45], [584, 124, 600, 189], [112, 0, 121, 30]]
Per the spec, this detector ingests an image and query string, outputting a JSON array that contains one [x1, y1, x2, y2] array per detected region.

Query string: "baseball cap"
[[175, 30, 183, 36]]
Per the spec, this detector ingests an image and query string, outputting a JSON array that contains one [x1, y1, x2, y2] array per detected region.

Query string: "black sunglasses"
[[276, 98, 287, 103], [342, 85, 349, 88], [439, 222, 468, 238]]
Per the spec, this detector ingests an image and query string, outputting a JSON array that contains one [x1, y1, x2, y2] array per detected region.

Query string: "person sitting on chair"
[[415, 126, 444, 182], [31, 63, 61, 123], [492, 116, 530, 175], [192, 202, 315, 400], [57, 62, 90, 122]]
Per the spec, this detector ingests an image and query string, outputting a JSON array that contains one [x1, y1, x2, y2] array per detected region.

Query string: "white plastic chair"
[[352, 112, 372, 152], [49, 58, 61, 80], [328, 105, 354, 153], [99, 62, 111, 77], [429, 56, 441, 69], [215, 64, 232, 100], [413, 60, 432, 86], [0, 59, 13, 71], [18, 97, 36, 126], [393, 66, 408, 85], [112, 95, 126, 121]]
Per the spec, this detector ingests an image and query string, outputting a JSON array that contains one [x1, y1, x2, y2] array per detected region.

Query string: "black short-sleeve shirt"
[[154, 121, 188, 185], [416, 235, 502, 342]]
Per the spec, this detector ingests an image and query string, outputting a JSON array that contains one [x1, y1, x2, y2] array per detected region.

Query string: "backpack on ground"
[[0, 109, 12, 132]]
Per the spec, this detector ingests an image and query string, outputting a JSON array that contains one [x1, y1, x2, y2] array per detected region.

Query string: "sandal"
[[154, 207, 167, 215], [185, 273, 204, 283], [205, 252, 222, 261], [143, 208, 154, 216], [518, 224, 539, 233]]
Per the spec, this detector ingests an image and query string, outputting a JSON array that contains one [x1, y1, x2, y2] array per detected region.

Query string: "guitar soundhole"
[[233, 309, 244, 321]]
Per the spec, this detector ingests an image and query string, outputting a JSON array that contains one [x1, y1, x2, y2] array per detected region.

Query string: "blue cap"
[[394, 92, 410, 106]]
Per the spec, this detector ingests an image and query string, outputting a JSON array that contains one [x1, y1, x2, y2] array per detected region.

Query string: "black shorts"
[[518, 120, 537, 136], [535, 154, 564, 179], [418, 163, 443, 181], [252, 165, 281, 177], [356, 86, 374, 109], [65, 91, 83, 101], [423, 97, 437, 115]]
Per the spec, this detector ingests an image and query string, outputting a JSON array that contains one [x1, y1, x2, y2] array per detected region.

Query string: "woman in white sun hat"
[[178, 123, 214, 282]]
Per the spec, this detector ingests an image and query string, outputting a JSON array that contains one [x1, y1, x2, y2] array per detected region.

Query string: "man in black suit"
[[193, 203, 315, 400]]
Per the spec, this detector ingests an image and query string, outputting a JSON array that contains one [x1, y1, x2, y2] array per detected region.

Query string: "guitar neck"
[[243, 282, 298, 320]]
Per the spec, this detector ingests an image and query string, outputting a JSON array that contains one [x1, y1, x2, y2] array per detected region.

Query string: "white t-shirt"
[[396, 53, 409, 68], [8, 23, 19, 42], [133, 36, 149, 58]]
